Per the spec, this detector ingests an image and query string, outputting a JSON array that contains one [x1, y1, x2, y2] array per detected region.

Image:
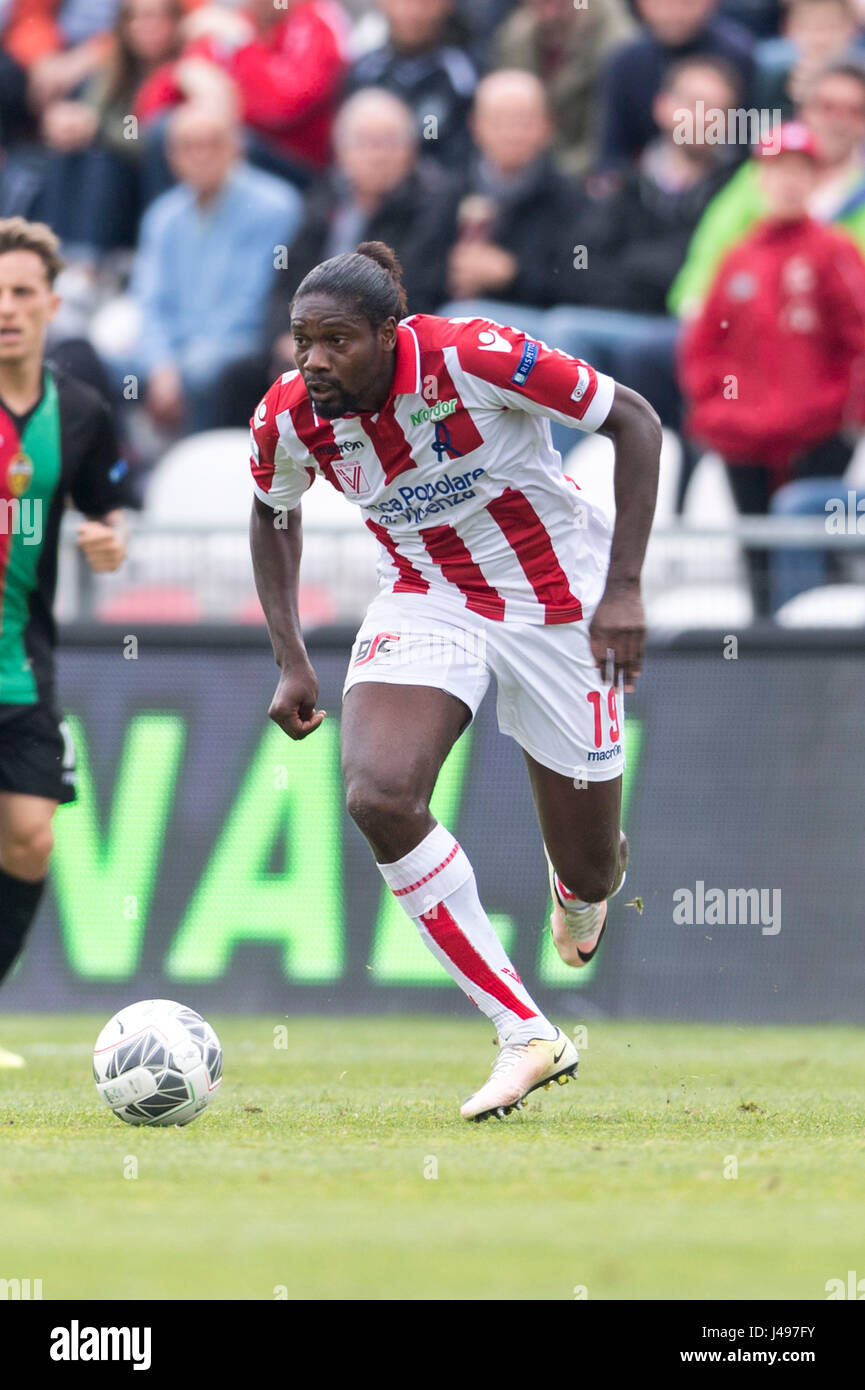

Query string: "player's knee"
[[1, 822, 54, 880], [345, 777, 427, 844], [556, 854, 618, 905], [342, 772, 431, 845]]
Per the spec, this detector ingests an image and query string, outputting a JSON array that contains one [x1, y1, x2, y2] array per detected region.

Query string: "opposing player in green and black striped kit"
[[0, 219, 134, 1066]]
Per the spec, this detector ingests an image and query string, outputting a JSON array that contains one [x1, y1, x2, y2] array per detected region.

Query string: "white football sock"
[[377, 821, 556, 1045]]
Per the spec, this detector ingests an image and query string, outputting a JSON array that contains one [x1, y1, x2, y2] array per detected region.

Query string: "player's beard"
[[313, 388, 363, 418]]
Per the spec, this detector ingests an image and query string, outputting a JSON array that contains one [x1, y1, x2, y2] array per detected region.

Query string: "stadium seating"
[[775, 583, 865, 627], [233, 588, 337, 627], [121, 429, 378, 623], [647, 583, 754, 631], [143, 429, 254, 523], [95, 585, 204, 623], [563, 434, 752, 625]]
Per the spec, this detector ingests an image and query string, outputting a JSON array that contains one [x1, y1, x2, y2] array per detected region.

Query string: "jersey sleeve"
[[448, 317, 616, 433], [249, 378, 314, 512], [70, 398, 137, 516]]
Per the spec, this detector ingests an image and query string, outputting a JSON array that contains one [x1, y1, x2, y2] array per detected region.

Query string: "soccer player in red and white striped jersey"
[[250, 241, 661, 1121]]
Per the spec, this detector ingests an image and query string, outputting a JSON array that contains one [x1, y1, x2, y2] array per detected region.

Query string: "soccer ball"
[[93, 999, 223, 1126]]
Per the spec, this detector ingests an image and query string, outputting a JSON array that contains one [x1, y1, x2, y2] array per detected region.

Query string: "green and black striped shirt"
[[0, 363, 135, 709]]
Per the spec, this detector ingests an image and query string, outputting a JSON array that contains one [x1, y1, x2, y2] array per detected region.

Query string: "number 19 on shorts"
[[587, 688, 620, 749]]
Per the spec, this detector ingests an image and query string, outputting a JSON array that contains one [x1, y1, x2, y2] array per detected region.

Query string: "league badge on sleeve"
[[511, 341, 539, 386]]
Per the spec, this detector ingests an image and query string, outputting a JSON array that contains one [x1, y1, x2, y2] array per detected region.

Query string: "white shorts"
[[342, 592, 625, 782]]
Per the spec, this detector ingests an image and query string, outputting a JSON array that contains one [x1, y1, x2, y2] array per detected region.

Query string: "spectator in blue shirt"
[[104, 100, 302, 433]]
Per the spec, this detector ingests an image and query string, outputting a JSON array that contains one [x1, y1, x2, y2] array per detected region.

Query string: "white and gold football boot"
[[460, 1027, 579, 1122]]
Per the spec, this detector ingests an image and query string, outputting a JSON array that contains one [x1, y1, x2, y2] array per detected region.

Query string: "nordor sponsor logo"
[[410, 398, 458, 427]]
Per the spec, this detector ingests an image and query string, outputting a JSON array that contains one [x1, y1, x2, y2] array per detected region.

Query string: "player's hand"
[[589, 583, 646, 693], [77, 520, 126, 573], [268, 661, 326, 740]]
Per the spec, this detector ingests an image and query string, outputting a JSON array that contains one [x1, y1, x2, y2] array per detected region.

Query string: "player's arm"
[[452, 320, 661, 690], [250, 494, 324, 740], [70, 394, 136, 573], [248, 385, 324, 741], [594, 383, 662, 692]]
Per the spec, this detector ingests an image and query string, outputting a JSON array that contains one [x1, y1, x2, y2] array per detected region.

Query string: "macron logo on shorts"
[[587, 744, 622, 761]]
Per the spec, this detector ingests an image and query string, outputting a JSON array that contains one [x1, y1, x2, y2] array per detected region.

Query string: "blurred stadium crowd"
[[5, 0, 865, 624]]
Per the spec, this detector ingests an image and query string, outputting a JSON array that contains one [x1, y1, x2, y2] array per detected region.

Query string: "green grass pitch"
[[1, 1015, 863, 1301]]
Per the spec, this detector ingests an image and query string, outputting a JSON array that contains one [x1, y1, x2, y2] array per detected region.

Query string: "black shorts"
[[0, 700, 77, 804]]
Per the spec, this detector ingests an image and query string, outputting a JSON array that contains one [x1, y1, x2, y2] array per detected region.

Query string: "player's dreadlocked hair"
[[291, 241, 409, 325]]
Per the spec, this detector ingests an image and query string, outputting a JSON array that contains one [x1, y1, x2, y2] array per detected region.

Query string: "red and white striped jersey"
[[250, 313, 616, 624]]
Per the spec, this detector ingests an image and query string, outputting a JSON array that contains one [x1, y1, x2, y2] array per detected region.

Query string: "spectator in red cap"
[[679, 120, 865, 613]]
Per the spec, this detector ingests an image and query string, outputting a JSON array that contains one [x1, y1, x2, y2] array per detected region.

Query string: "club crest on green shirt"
[[6, 449, 33, 497]]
